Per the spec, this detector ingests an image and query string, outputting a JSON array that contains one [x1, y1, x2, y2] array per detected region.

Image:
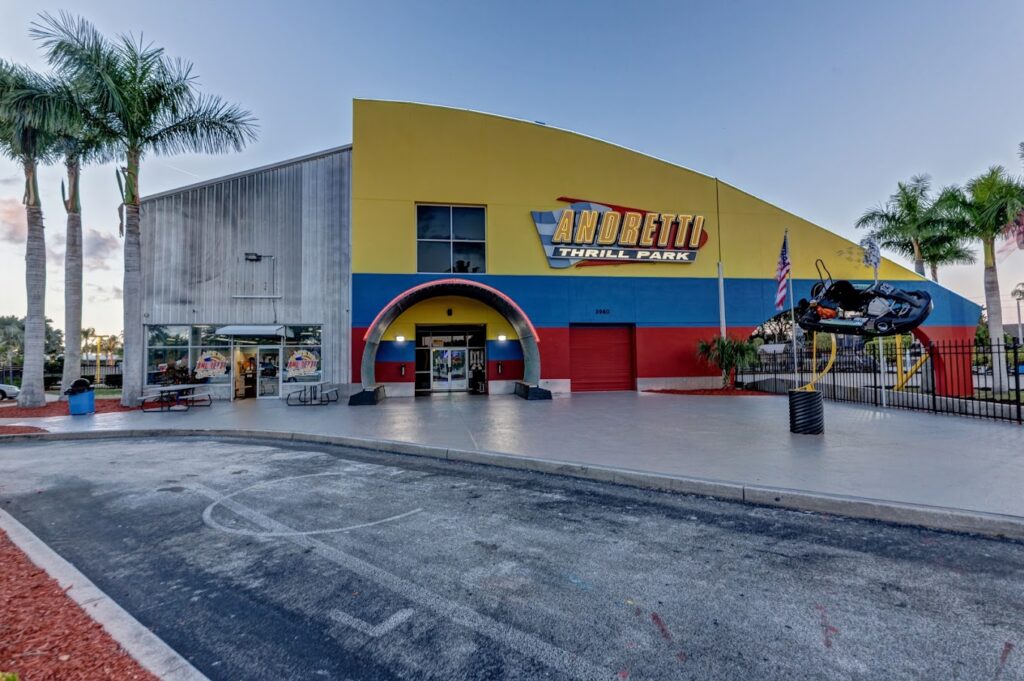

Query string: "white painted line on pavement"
[[190, 483, 610, 680], [331, 608, 415, 637]]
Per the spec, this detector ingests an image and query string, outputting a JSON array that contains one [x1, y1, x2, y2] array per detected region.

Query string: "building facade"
[[140, 100, 979, 400]]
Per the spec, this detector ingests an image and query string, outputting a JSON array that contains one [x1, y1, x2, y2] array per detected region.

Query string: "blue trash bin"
[[65, 378, 95, 415]]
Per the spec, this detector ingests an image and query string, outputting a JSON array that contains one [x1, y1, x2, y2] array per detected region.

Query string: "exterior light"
[[244, 252, 263, 262], [497, 334, 507, 342], [395, 335, 406, 342]]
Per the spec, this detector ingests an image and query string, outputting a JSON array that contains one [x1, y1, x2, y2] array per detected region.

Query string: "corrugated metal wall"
[[140, 147, 351, 384]]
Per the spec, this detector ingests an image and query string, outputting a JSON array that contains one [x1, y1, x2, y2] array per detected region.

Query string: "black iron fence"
[[0, 364, 122, 390], [737, 339, 1024, 424]]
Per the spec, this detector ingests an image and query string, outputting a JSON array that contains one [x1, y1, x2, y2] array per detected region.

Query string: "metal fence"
[[737, 339, 1024, 424], [1, 364, 123, 390]]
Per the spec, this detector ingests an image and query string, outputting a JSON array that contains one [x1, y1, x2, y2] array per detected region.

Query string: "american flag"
[[775, 232, 791, 311]]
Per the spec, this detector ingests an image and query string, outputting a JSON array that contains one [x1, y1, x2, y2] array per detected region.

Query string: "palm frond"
[[146, 93, 257, 155]]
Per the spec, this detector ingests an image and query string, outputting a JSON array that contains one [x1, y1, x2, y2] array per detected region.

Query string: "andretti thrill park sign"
[[531, 197, 707, 269]]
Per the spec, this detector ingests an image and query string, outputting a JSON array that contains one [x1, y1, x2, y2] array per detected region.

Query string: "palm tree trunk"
[[930, 263, 939, 282], [982, 238, 1009, 394], [911, 239, 925, 277], [121, 150, 143, 407], [19, 159, 47, 408], [61, 157, 83, 397]]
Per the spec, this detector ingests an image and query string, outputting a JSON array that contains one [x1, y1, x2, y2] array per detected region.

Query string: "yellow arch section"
[[352, 99, 922, 282], [380, 296, 518, 341]]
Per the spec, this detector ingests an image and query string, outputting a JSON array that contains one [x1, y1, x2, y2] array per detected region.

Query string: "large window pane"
[[286, 325, 322, 345], [147, 325, 189, 347], [452, 207, 485, 241], [146, 347, 189, 385], [191, 325, 229, 346], [417, 205, 451, 239], [418, 240, 452, 273], [193, 347, 231, 383], [452, 242, 485, 273], [283, 347, 322, 383]]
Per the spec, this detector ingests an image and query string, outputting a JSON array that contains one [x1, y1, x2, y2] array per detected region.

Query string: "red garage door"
[[569, 325, 636, 392]]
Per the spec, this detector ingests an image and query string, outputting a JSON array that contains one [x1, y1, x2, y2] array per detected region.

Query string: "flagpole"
[[788, 268, 799, 388]]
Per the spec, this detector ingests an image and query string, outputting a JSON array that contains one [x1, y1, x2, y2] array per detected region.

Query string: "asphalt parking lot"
[[0, 437, 1021, 680]]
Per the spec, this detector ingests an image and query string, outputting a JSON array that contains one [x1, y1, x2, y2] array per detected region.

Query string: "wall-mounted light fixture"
[[497, 334, 507, 342], [395, 335, 406, 342], [244, 252, 263, 262]]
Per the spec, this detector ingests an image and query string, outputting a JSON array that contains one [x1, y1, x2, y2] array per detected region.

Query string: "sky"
[[2, 0, 1024, 336]]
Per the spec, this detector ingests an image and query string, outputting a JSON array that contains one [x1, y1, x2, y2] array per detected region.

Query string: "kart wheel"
[[876, 321, 891, 333]]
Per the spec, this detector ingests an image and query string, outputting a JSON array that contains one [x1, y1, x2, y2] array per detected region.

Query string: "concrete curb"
[[2, 428, 1023, 541], [0, 508, 210, 681]]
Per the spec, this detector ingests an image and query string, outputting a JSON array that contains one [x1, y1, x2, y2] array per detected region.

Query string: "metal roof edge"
[[142, 144, 352, 203]]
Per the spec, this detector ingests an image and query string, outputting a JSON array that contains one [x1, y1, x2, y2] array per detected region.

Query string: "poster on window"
[[194, 350, 228, 379], [286, 349, 320, 377]]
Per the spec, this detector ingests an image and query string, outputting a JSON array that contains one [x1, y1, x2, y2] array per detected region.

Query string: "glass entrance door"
[[258, 346, 281, 397], [430, 348, 469, 392]]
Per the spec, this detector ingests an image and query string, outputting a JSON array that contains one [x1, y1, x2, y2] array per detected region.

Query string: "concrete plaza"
[[2, 392, 1022, 523]]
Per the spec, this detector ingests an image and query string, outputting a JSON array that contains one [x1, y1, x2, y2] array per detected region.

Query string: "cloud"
[[83, 228, 121, 271], [0, 175, 18, 188], [86, 282, 123, 303], [0, 198, 26, 245]]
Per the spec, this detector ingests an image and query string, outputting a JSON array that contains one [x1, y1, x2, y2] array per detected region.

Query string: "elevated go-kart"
[[795, 260, 933, 337]]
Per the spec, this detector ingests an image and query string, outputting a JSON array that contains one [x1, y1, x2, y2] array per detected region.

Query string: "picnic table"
[[141, 384, 213, 412], [285, 381, 340, 406]]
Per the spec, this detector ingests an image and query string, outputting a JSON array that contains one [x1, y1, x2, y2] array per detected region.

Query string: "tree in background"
[[856, 175, 941, 277], [2, 70, 113, 396], [30, 12, 257, 406], [938, 166, 1024, 393], [919, 231, 976, 282], [80, 326, 96, 356], [696, 337, 758, 389], [0, 61, 57, 407]]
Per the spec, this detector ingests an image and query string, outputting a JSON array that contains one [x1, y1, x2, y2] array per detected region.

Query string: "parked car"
[[0, 383, 20, 400]]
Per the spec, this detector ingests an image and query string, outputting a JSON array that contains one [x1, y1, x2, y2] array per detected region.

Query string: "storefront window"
[[284, 325, 322, 384], [147, 325, 190, 347], [416, 204, 486, 274]]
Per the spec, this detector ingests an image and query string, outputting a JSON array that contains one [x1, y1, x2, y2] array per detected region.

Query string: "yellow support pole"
[[800, 332, 837, 391], [894, 334, 906, 388], [894, 349, 930, 391]]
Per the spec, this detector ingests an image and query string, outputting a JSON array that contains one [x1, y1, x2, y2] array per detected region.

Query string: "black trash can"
[[64, 378, 95, 415], [788, 389, 824, 435]]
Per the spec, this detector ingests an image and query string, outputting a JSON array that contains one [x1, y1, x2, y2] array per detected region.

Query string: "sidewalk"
[[2, 392, 1023, 525]]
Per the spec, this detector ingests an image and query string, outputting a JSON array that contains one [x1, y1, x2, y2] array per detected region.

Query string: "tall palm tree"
[[856, 175, 939, 277], [918, 231, 976, 282], [0, 61, 57, 407], [29, 12, 257, 406], [80, 326, 96, 356], [937, 166, 1024, 393], [2, 71, 113, 396]]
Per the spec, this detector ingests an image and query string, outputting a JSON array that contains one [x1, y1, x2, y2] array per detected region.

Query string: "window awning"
[[215, 325, 287, 336]]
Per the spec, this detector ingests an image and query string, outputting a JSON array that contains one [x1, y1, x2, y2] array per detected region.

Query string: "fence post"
[[1015, 341, 1021, 425], [929, 341, 938, 413]]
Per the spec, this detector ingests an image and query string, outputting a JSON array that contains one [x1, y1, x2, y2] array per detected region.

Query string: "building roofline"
[[141, 144, 352, 202]]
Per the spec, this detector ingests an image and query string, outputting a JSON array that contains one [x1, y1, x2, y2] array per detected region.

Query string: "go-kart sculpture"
[[796, 260, 932, 337]]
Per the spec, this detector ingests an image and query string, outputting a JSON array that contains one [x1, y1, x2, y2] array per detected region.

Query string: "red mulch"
[[0, 530, 158, 681], [0, 426, 48, 435], [0, 400, 138, 419], [645, 388, 772, 396]]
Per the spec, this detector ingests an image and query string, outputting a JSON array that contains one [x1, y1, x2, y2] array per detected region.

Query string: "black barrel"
[[788, 389, 824, 434]]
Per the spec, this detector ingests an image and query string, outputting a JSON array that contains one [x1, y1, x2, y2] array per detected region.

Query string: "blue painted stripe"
[[353, 274, 980, 329], [375, 340, 415, 362], [487, 340, 523, 360]]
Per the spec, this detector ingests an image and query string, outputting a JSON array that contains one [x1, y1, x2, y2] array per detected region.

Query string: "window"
[[283, 325, 322, 384], [417, 205, 486, 273]]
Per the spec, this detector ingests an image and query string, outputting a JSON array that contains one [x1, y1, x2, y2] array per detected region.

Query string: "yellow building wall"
[[380, 296, 518, 341], [352, 99, 921, 282]]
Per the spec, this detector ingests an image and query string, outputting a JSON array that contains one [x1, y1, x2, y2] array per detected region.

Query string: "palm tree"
[[918, 232, 976, 282], [2, 71, 113, 396], [937, 166, 1024, 393], [856, 175, 939, 277], [80, 326, 96, 356], [30, 12, 257, 406], [0, 61, 57, 407], [696, 337, 757, 388]]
